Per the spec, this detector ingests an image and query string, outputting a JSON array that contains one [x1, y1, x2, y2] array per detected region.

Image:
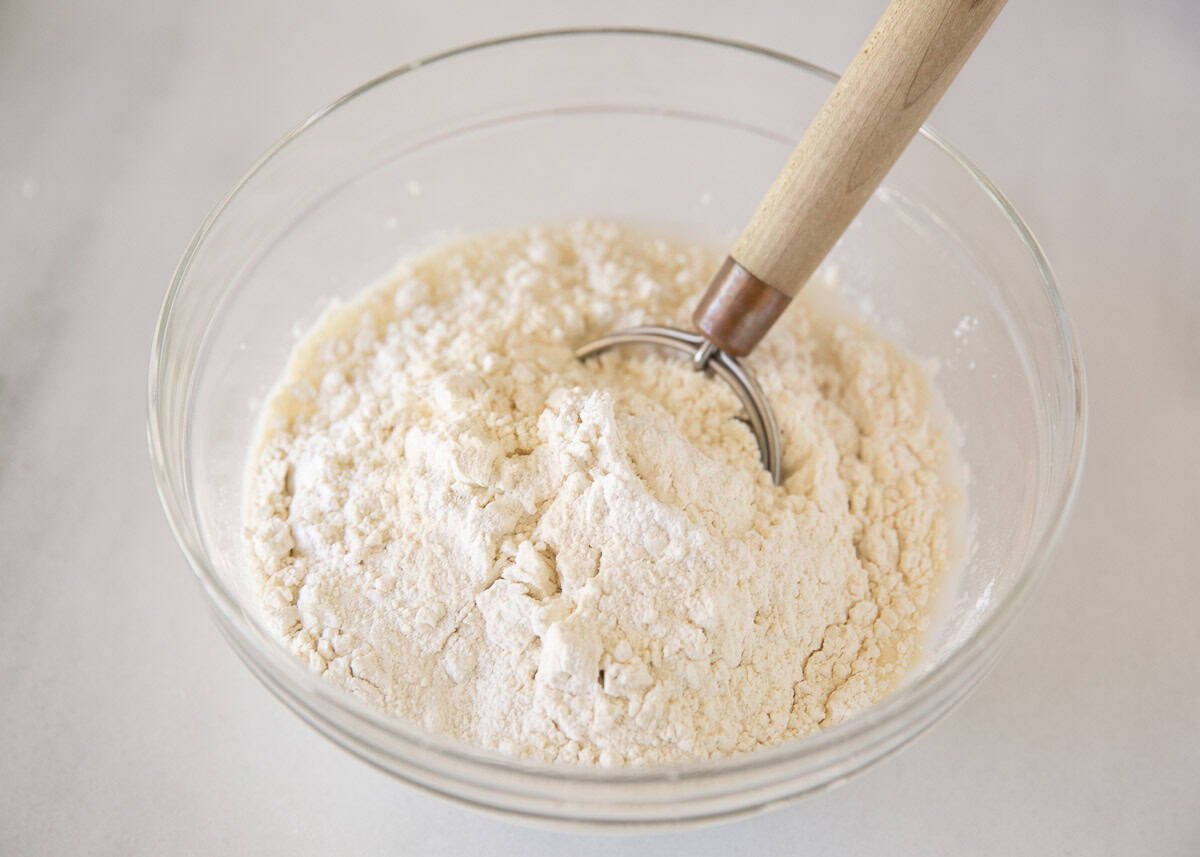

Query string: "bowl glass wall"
[[149, 29, 1084, 828]]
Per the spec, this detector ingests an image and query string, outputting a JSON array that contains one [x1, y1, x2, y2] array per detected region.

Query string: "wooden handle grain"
[[733, 0, 1005, 297]]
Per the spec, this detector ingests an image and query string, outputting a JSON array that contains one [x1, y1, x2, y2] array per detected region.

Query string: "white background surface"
[[2, 0, 1197, 853]]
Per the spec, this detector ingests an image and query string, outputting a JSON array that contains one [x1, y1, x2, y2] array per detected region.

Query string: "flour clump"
[[245, 222, 956, 765]]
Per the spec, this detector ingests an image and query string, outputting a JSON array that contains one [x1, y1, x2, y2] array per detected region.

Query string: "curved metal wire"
[[576, 326, 783, 484]]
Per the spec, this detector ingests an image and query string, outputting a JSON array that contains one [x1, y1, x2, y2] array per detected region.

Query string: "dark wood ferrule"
[[691, 257, 791, 357]]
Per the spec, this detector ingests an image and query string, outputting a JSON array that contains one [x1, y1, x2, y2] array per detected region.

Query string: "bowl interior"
[[152, 30, 1081, 824]]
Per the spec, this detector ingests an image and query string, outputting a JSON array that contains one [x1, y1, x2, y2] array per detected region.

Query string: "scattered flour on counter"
[[244, 222, 956, 765]]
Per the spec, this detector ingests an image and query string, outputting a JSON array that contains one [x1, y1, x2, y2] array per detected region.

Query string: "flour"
[[245, 222, 955, 765]]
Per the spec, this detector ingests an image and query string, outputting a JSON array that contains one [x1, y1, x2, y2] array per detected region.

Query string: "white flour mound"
[[245, 222, 955, 765]]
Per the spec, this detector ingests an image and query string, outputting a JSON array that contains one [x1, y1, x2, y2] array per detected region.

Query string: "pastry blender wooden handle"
[[694, 0, 1005, 355]]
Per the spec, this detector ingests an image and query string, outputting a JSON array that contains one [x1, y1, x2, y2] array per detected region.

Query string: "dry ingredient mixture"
[[245, 222, 955, 765]]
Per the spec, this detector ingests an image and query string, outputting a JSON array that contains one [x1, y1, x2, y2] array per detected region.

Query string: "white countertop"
[[2, 0, 1197, 853]]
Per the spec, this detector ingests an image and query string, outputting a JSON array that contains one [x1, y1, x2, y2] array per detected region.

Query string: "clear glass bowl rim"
[[148, 26, 1087, 800]]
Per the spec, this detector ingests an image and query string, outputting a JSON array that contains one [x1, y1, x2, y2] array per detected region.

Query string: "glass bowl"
[[148, 28, 1085, 829]]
